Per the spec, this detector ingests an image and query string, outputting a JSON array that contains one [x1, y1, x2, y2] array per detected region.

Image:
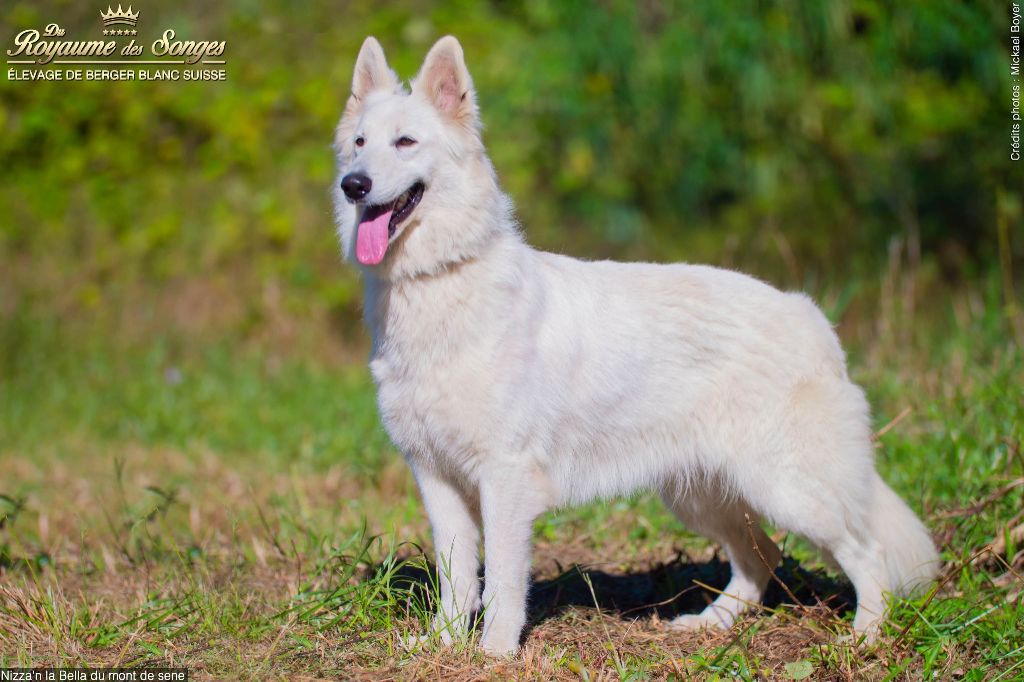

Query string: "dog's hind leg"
[[661, 485, 781, 630], [825, 532, 889, 641], [754, 378, 936, 642], [762, 489, 891, 642]]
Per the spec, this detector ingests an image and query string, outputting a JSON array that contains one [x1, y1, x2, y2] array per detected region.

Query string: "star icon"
[[102, 29, 109, 35]]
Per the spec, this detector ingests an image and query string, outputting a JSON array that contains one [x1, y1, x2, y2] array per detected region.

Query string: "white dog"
[[333, 36, 939, 656]]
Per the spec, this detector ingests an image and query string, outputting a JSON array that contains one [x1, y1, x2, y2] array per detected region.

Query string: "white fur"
[[334, 36, 940, 656]]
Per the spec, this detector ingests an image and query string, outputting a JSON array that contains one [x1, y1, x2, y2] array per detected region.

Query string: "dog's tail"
[[871, 473, 940, 596]]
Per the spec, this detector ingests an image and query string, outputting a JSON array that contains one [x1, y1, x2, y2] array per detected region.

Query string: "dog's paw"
[[402, 626, 457, 652], [402, 633, 430, 651], [479, 628, 520, 657], [849, 611, 883, 645], [479, 614, 523, 657], [479, 637, 518, 657], [403, 612, 473, 652], [837, 624, 881, 647], [667, 613, 729, 632]]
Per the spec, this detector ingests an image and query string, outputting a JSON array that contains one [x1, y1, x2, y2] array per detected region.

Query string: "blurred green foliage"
[[0, 1, 1020, 342]]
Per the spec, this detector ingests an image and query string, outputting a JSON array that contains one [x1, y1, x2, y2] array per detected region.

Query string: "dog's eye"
[[355, 136, 365, 148], [395, 136, 417, 148]]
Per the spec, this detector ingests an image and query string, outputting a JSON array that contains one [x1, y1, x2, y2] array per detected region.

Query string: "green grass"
[[1, 274, 1022, 680]]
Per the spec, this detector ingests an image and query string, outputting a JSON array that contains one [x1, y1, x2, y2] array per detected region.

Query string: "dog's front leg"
[[478, 466, 549, 656], [413, 464, 482, 644]]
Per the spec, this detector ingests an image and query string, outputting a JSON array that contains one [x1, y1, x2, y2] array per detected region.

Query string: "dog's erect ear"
[[337, 37, 401, 149], [350, 36, 400, 101], [413, 36, 478, 129]]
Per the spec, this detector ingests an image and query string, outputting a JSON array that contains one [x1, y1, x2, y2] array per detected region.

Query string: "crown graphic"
[[100, 5, 139, 27]]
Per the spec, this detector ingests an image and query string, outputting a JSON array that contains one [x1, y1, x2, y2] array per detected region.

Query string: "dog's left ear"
[[413, 36, 478, 130]]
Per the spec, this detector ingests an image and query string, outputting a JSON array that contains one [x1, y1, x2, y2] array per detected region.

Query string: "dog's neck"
[[362, 178, 528, 364]]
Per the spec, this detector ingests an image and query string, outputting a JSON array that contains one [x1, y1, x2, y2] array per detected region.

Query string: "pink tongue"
[[356, 209, 393, 265]]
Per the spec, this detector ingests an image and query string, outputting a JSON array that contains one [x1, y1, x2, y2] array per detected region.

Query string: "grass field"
[[1, 268, 1022, 681]]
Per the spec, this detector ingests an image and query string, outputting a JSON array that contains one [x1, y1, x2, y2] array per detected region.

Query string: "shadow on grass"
[[528, 554, 854, 626], [388, 552, 854, 634]]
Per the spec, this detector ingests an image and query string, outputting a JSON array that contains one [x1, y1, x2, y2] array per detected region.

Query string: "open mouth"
[[355, 182, 425, 265]]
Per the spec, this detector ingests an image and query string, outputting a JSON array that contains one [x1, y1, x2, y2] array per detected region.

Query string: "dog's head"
[[334, 36, 507, 279]]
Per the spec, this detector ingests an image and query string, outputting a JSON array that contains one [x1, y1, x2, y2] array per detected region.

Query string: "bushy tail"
[[872, 474, 941, 596]]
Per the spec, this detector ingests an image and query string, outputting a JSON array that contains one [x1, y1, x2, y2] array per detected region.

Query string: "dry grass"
[[2, 444, 1021, 681], [2, 265, 1022, 679]]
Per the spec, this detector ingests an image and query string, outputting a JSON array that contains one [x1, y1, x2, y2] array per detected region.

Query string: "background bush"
[[1, 0, 1020, 350]]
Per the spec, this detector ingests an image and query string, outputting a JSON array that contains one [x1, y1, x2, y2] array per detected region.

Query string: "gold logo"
[[6, 5, 227, 82], [100, 5, 140, 28]]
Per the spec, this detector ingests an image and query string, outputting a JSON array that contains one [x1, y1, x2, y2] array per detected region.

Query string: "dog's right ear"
[[337, 37, 401, 149], [350, 36, 400, 101]]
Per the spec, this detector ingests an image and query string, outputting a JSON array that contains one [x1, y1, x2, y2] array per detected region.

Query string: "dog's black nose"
[[341, 173, 372, 200]]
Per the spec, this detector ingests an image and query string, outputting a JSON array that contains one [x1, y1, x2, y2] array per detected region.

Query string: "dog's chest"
[[362, 262, 526, 470], [369, 344, 499, 469]]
